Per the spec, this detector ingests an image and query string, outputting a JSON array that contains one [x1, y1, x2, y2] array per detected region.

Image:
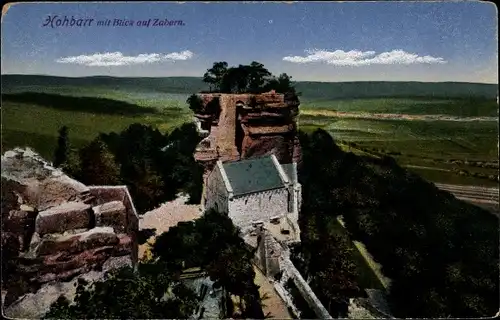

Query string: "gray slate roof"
[[222, 156, 285, 196]]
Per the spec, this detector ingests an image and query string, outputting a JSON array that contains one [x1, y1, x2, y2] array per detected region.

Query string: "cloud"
[[56, 50, 194, 66], [283, 49, 446, 66]]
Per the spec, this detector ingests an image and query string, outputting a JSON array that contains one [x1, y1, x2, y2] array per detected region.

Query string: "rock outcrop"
[[193, 91, 301, 181], [1, 148, 139, 318]]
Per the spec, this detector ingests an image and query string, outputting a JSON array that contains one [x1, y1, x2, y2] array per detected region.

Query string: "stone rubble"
[[1, 148, 139, 319]]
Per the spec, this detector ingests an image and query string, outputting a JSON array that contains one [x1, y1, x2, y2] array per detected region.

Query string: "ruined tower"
[[193, 90, 302, 182]]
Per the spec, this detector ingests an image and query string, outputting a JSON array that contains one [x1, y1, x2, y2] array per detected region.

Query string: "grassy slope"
[[2, 74, 498, 99], [300, 117, 497, 157], [300, 97, 498, 117], [2, 75, 498, 186], [1, 92, 191, 159], [1, 75, 209, 94], [295, 81, 497, 100]]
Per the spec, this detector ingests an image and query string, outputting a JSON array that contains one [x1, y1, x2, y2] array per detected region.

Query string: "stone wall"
[[204, 164, 229, 214], [280, 257, 333, 320], [249, 227, 333, 320], [1, 148, 138, 318], [228, 188, 289, 230], [87, 186, 139, 266]]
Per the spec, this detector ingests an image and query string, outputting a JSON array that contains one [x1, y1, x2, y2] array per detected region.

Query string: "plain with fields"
[[1, 76, 498, 187]]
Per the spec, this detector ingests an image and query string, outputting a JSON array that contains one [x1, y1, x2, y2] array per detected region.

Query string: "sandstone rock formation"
[[1, 148, 139, 318], [193, 91, 302, 181]]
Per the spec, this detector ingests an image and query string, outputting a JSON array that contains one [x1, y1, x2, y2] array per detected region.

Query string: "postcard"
[[1, 2, 498, 319]]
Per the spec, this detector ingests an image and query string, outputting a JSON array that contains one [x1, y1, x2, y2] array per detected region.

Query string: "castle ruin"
[[193, 90, 302, 181]]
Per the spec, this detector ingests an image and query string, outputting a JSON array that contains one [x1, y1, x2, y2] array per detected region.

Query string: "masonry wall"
[[88, 186, 139, 266], [286, 184, 302, 241], [228, 188, 288, 229], [280, 257, 333, 319], [251, 228, 332, 319], [205, 165, 229, 214]]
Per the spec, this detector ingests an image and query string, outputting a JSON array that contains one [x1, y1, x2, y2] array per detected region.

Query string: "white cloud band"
[[56, 50, 194, 66], [283, 49, 446, 66]]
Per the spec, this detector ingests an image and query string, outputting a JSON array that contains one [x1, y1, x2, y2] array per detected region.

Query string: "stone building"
[[191, 90, 303, 243], [203, 154, 301, 243]]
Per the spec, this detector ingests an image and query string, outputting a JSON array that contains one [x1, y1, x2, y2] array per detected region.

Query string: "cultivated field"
[[299, 97, 498, 187], [1, 76, 498, 187]]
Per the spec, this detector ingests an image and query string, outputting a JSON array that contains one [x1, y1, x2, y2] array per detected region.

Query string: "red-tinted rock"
[[25, 246, 114, 284], [113, 233, 133, 256], [193, 92, 302, 181], [35, 201, 91, 236], [93, 201, 127, 232], [34, 227, 119, 257], [87, 186, 139, 233], [2, 149, 139, 305], [241, 134, 296, 164], [37, 175, 89, 211]]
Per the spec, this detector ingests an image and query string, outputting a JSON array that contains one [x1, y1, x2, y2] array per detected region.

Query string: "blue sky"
[[1, 2, 497, 83]]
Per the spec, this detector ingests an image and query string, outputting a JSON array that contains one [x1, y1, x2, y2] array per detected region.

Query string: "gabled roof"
[[221, 155, 287, 196]]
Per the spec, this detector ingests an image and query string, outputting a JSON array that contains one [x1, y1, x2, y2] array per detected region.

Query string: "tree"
[[204, 61, 296, 95], [71, 123, 203, 214], [308, 233, 362, 317], [44, 263, 199, 319], [296, 128, 499, 318], [203, 61, 229, 92], [294, 129, 363, 316], [220, 66, 250, 93], [125, 163, 166, 214], [53, 126, 69, 167], [186, 94, 204, 113], [266, 73, 297, 94], [184, 162, 204, 204], [152, 208, 265, 318], [60, 148, 83, 180], [78, 139, 121, 186], [247, 61, 272, 93]]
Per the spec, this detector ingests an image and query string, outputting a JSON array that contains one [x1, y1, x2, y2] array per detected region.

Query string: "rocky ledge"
[[193, 91, 302, 180], [1, 148, 139, 318]]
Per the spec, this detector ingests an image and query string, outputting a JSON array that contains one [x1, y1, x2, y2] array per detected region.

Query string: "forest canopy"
[[202, 61, 297, 94]]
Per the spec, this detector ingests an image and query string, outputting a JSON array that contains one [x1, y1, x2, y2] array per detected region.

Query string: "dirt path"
[[138, 195, 202, 260], [404, 164, 451, 172], [253, 266, 293, 319], [302, 109, 498, 122]]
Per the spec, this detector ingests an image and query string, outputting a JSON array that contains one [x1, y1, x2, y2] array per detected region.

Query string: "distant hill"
[[2, 74, 498, 100], [294, 81, 498, 101], [1, 75, 208, 95]]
